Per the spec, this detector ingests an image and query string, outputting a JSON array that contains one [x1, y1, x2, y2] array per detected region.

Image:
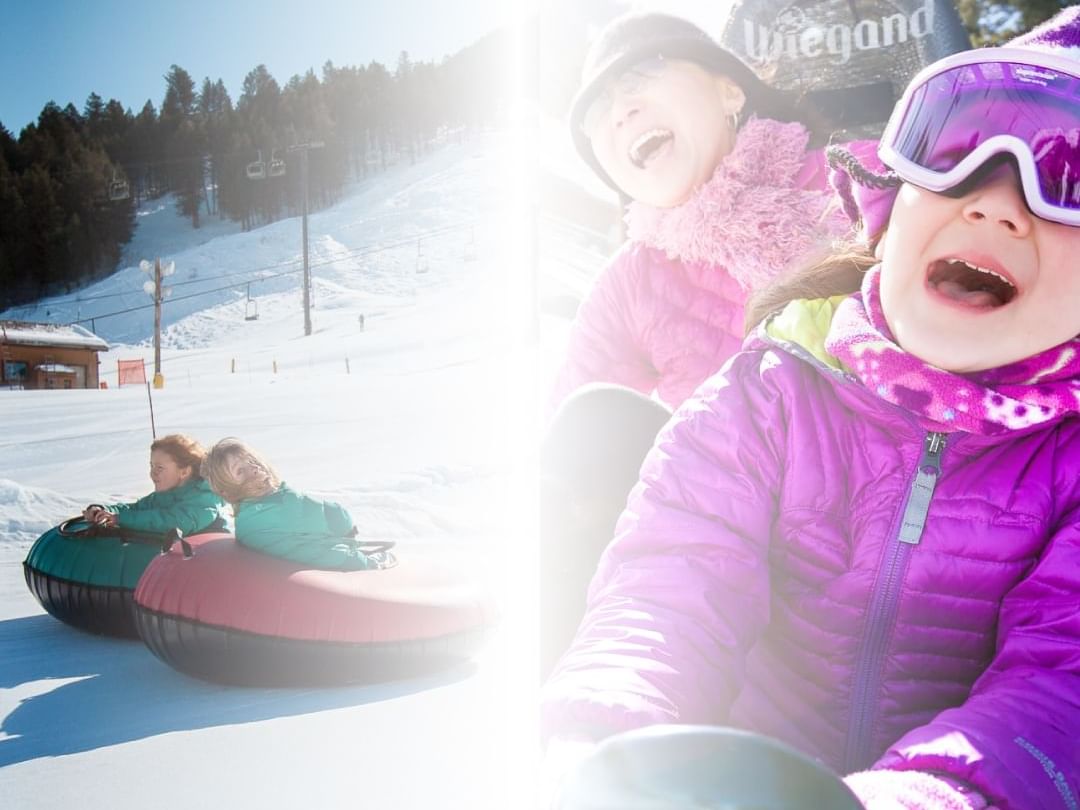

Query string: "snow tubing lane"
[[23, 524, 164, 638], [133, 532, 497, 686]]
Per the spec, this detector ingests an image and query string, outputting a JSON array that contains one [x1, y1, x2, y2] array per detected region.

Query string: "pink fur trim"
[[624, 117, 849, 291]]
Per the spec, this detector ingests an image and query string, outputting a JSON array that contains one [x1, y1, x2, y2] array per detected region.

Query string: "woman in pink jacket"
[[544, 9, 1080, 808], [541, 11, 866, 674]]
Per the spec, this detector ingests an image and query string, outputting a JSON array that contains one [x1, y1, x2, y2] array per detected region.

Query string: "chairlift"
[[108, 171, 130, 202], [244, 284, 259, 321], [246, 149, 267, 181], [268, 149, 286, 178], [416, 240, 429, 274]]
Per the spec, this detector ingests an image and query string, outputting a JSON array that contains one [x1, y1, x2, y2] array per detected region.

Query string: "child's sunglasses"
[[879, 47, 1080, 226], [581, 56, 668, 138]]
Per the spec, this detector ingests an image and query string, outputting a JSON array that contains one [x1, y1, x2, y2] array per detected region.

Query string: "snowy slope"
[[2, 135, 527, 533], [0, 132, 545, 809], [5, 141, 498, 347]]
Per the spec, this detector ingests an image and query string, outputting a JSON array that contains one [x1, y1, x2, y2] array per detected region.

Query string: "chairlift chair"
[[268, 149, 286, 178], [246, 149, 267, 181], [244, 285, 259, 321], [416, 242, 429, 274], [108, 172, 130, 202]]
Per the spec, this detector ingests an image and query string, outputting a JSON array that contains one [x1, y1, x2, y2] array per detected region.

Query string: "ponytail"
[[743, 245, 875, 336]]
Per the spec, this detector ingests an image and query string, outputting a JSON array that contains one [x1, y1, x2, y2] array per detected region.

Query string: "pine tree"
[[17, 163, 64, 295], [83, 93, 105, 136], [98, 99, 132, 166], [0, 148, 27, 306], [161, 65, 204, 227], [957, 0, 1071, 44], [365, 61, 394, 169], [128, 100, 160, 199], [237, 65, 283, 226], [162, 65, 198, 119], [199, 77, 234, 217]]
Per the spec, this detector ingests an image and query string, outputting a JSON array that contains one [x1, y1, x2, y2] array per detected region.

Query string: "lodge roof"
[[0, 320, 110, 352]]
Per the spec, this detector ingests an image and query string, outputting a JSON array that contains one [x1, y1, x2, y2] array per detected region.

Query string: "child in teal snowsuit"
[[201, 437, 386, 570], [82, 433, 228, 536]]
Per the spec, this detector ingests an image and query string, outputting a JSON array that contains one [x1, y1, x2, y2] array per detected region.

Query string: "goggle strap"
[[826, 146, 902, 191], [826, 145, 901, 230]]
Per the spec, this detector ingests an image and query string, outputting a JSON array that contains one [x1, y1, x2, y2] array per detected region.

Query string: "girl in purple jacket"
[[540, 10, 869, 675], [543, 9, 1080, 809]]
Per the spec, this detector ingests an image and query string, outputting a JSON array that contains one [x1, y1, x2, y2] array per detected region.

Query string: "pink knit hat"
[[826, 141, 899, 243], [828, 5, 1080, 242]]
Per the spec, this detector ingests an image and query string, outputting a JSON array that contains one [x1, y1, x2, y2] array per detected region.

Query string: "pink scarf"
[[624, 117, 850, 292], [826, 266, 1080, 436]]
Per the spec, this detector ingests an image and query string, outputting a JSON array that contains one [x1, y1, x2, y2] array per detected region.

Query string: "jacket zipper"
[[843, 430, 946, 772]]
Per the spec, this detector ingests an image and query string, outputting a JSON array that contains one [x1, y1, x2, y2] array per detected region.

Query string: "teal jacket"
[[106, 477, 230, 536], [234, 483, 379, 570]]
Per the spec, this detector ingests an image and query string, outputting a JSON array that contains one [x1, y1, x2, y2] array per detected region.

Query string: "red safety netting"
[[117, 359, 147, 387]]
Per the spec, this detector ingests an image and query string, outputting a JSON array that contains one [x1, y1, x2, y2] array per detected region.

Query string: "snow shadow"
[[0, 614, 475, 767]]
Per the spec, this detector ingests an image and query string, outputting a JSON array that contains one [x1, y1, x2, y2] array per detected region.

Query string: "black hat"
[[568, 12, 775, 197]]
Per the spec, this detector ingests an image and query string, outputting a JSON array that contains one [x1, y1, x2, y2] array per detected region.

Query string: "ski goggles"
[[878, 47, 1080, 226], [580, 56, 669, 138]]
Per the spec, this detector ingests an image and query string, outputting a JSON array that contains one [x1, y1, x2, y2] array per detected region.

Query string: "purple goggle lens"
[[879, 49, 1080, 226]]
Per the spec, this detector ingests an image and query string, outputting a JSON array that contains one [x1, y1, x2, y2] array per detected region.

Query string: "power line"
[[69, 220, 478, 324], [38, 256, 309, 305], [71, 266, 303, 323], [38, 220, 477, 307]]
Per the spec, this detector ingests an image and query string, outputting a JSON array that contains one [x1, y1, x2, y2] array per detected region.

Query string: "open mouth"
[[628, 129, 673, 169], [927, 257, 1018, 309]]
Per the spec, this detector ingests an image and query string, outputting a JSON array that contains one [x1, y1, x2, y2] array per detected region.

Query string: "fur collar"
[[624, 117, 849, 291]]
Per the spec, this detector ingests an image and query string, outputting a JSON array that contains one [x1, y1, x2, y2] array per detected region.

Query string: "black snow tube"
[[554, 725, 863, 809]]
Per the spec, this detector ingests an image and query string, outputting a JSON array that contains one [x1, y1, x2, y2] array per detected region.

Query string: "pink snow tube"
[[133, 532, 497, 686]]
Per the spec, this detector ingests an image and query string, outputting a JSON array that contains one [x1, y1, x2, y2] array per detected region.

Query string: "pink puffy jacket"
[[550, 240, 748, 409], [550, 119, 863, 410]]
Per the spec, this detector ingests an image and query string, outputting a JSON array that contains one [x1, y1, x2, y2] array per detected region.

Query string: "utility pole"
[[289, 140, 324, 336], [154, 258, 162, 379], [140, 258, 173, 387], [300, 147, 311, 336]]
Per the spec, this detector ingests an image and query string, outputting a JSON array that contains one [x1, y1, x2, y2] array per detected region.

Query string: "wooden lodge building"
[[0, 320, 109, 390]]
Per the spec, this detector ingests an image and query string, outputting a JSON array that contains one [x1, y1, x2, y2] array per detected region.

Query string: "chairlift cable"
[[62, 221, 478, 323]]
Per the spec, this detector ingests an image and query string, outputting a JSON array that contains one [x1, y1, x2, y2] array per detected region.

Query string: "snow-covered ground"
[[0, 131, 569, 808]]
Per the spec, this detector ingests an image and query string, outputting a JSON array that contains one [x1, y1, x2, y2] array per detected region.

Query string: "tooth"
[[949, 259, 1014, 287], [628, 129, 667, 162]]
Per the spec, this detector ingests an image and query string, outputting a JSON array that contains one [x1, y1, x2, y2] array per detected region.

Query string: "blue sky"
[[0, 0, 513, 133]]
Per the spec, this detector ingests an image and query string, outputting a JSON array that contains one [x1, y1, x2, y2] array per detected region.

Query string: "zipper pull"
[[898, 432, 947, 545]]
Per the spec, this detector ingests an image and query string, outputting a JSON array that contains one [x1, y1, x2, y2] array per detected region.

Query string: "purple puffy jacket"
[[549, 120, 863, 411], [543, 305, 1080, 809]]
